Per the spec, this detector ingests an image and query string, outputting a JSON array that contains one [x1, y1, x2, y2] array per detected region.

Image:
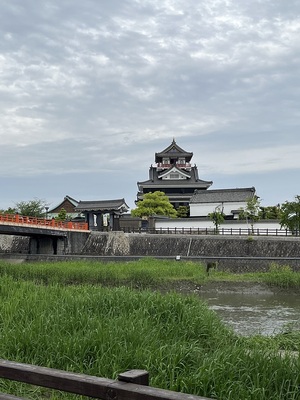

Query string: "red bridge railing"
[[0, 213, 89, 231]]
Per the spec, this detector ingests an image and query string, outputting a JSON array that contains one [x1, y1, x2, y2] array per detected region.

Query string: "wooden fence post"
[[118, 369, 149, 386]]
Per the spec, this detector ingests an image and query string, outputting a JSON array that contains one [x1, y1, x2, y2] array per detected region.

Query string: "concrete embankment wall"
[[80, 232, 300, 272]]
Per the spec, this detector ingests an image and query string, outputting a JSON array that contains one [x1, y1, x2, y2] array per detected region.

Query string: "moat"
[[197, 282, 300, 336]]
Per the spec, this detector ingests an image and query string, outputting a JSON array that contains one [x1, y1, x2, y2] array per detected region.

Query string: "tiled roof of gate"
[[190, 187, 256, 203], [75, 198, 129, 212]]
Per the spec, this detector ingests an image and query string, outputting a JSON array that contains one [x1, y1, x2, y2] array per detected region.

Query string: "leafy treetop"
[[259, 205, 282, 220], [209, 209, 225, 233], [15, 198, 49, 218], [55, 208, 68, 221], [176, 205, 189, 218], [239, 197, 261, 221], [131, 191, 177, 218], [280, 195, 300, 233]]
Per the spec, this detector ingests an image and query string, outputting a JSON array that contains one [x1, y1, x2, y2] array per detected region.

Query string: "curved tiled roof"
[[155, 139, 193, 162], [190, 187, 256, 203], [75, 198, 129, 212]]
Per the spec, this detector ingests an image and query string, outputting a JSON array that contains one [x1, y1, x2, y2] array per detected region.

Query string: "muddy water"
[[198, 284, 300, 336]]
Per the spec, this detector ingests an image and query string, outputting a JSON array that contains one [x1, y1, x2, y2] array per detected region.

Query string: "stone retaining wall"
[[80, 231, 300, 257], [0, 235, 30, 254], [79, 232, 300, 272], [1, 232, 300, 272]]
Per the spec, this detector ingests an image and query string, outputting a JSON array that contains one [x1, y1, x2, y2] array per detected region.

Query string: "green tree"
[[209, 209, 225, 234], [55, 208, 67, 222], [131, 191, 177, 218], [15, 198, 49, 218], [176, 205, 189, 218], [259, 205, 282, 220], [0, 207, 17, 215], [239, 196, 261, 232], [280, 195, 300, 234]]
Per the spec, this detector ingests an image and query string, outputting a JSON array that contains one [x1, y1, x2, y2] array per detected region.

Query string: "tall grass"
[[0, 275, 299, 399], [262, 263, 300, 288], [0, 258, 209, 286], [1, 258, 300, 289]]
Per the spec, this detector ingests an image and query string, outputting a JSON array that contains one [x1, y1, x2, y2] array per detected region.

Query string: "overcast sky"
[[1, 0, 300, 211]]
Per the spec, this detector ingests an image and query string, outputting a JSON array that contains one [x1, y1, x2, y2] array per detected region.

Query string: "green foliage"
[[55, 208, 67, 221], [0, 258, 209, 286], [239, 196, 261, 231], [208, 209, 225, 233], [176, 205, 189, 218], [131, 191, 177, 218], [0, 206, 17, 215], [279, 195, 300, 234], [259, 205, 282, 220], [264, 263, 299, 288], [15, 198, 49, 217], [2, 259, 300, 290]]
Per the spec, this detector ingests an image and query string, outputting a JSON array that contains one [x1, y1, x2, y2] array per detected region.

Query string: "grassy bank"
[[0, 258, 300, 289], [0, 275, 299, 400], [0, 259, 299, 399]]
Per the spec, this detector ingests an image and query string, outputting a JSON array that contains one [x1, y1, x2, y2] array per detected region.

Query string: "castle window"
[[170, 173, 180, 179], [162, 158, 170, 164]]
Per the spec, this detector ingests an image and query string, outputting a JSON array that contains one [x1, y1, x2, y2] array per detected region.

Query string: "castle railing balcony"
[[156, 162, 191, 170], [156, 163, 171, 170], [176, 162, 191, 169]]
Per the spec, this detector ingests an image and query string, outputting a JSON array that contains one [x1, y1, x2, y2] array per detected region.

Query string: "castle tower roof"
[[155, 138, 193, 163]]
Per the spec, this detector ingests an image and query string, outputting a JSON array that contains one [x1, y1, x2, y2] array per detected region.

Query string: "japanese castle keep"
[[137, 139, 213, 209]]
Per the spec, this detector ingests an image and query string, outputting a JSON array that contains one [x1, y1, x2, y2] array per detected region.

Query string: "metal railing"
[[0, 213, 89, 231], [0, 360, 211, 400], [119, 226, 297, 236]]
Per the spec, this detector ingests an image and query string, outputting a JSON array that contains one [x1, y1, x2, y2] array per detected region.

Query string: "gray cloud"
[[0, 0, 300, 209]]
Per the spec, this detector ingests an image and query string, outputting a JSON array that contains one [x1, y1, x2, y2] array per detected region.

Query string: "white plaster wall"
[[190, 201, 247, 217], [154, 218, 286, 235]]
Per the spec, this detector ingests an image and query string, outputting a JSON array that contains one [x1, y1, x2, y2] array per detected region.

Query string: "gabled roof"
[[190, 187, 256, 204], [48, 195, 79, 213], [158, 165, 191, 179], [155, 139, 193, 162], [75, 198, 129, 213]]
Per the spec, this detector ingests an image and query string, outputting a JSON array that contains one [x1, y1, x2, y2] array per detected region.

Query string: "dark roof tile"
[[190, 187, 256, 203], [75, 198, 129, 212]]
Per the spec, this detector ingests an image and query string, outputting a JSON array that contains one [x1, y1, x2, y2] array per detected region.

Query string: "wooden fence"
[[0, 360, 211, 400]]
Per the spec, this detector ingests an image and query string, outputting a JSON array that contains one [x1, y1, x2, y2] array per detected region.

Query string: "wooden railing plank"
[[0, 360, 111, 399], [118, 369, 149, 385], [0, 360, 212, 400]]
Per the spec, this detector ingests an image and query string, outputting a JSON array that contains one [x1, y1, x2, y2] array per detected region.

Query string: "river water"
[[198, 284, 300, 336]]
